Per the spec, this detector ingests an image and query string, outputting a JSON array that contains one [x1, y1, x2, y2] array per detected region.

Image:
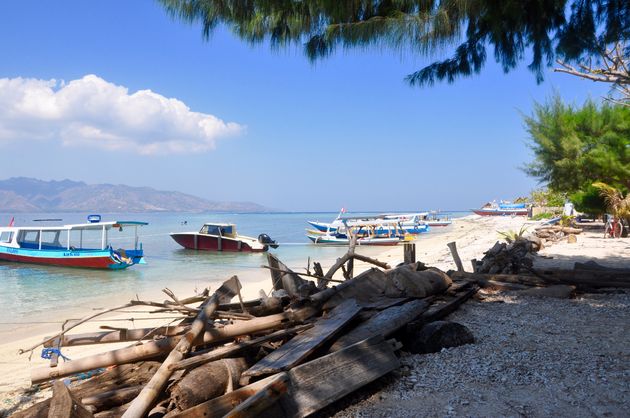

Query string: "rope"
[[41, 348, 71, 362]]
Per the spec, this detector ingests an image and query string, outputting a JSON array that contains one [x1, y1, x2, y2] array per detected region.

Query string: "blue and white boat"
[[308, 211, 430, 235], [0, 217, 148, 269]]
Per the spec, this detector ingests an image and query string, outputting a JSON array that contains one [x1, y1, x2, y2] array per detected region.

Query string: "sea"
[[0, 211, 468, 333]]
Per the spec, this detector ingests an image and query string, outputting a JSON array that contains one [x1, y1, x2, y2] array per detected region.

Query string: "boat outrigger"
[[170, 223, 278, 253], [308, 211, 432, 235], [0, 218, 148, 269], [307, 219, 412, 246]]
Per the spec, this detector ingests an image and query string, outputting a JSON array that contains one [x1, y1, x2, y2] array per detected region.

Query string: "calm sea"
[[0, 211, 467, 330]]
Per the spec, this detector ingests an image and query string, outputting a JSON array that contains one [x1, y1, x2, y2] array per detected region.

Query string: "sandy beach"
[[1, 215, 629, 416]]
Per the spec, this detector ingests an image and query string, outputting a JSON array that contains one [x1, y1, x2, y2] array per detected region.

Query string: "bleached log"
[[122, 276, 242, 418], [31, 308, 315, 384], [169, 358, 248, 412]]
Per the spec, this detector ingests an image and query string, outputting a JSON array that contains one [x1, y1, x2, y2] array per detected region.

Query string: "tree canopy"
[[523, 95, 630, 211], [159, 0, 630, 86]]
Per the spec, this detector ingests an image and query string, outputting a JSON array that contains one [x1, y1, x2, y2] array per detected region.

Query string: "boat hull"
[[307, 235, 401, 246], [472, 209, 528, 216], [170, 233, 267, 252], [426, 221, 452, 227], [0, 247, 141, 269]]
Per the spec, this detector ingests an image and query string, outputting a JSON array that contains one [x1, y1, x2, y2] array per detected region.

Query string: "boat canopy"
[[200, 223, 236, 237], [0, 221, 148, 232], [0, 220, 148, 251]]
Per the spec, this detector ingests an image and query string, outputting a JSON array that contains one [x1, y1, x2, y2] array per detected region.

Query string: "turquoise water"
[[0, 211, 466, 330]]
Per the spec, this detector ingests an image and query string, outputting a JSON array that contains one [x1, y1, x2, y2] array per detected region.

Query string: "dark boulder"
[[404, 321, 474, 354]]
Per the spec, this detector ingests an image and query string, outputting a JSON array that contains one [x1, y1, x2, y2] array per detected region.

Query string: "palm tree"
[[593, 182, 630, 222]]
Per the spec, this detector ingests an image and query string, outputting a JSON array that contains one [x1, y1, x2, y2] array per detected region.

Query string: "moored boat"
[[0, 218, 148, 269], [307, 219, 409, 246], [308, 211, 430, 235], [306, 234, 401, 245], [472, 201, 529, 216], [420, 211, 453, 227], [170, 223, 278, 252]]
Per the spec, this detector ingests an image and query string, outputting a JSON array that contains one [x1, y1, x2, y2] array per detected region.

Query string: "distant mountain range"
[[0, 177, 272, 213]]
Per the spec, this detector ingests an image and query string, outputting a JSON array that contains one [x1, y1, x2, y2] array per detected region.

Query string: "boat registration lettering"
[[6, 248, 18, 254], [63, 252, 80, 257]]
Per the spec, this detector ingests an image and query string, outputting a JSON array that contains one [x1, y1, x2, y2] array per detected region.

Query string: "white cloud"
[[0, 75, 244, 155]]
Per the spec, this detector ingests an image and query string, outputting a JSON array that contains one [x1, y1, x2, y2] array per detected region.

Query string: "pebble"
[[332, 291, 630, 417]]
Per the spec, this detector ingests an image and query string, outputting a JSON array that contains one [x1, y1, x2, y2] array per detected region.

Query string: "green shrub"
[[532, 212, 555, 220]]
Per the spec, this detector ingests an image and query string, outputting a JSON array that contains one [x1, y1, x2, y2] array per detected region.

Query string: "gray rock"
[[405, 321, 475, 354]]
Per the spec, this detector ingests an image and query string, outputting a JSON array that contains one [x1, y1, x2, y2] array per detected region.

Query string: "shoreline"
[[2, 215, 628, 414], [0, 215, 508, 402]]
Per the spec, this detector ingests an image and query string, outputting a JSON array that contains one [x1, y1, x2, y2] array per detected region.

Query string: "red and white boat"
[[170, 223, 277, 253]]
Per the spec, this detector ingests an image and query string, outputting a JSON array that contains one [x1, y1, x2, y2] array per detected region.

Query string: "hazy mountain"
[[0, 177, 272, 213]]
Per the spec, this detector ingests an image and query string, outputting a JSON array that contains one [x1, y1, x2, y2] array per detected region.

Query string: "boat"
[[0, 218, 148, 269], [307, 220, 409, 246], [307, 234, 401, 246], [419, 211, 452, 227], [308, 211, 430, 235], [170, 223, 278, 252], [472, 201, 529, 216]]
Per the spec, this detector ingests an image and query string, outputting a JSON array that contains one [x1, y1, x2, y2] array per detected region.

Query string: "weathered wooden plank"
[[240, 299, 361, 383], [420, 285, 479, 323], [267, 253, 309, 298], [329, 298, 431, 352], [164, 374, 280, 418], [320, 268, 389, 309], [223, 373, 289, 418], [280, 336, 399, 417], [48, 381, 93, 418], [169, 336, 399, 418], [170, 324, 313, 371]]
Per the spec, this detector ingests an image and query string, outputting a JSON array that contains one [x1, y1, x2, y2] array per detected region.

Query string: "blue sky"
[[0, 1, 611, 211]]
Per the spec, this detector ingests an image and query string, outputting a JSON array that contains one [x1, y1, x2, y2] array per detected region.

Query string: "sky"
[[0, 1, 612, 212]]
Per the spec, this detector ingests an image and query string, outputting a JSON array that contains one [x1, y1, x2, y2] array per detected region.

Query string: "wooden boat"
[[0, 218, 148, 269], [170, 223, 278, 253], [307, 234, 401, 246], [307, 220, 409, 246], [308, 212, 430, 235], [472, 201, 529, 216], [419, 211, 452, 227]]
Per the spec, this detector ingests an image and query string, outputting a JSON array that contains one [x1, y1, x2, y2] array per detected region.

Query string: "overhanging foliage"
[[158, 0, 630, 86]]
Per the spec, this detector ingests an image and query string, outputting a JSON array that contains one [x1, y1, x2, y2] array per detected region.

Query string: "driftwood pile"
[[533, 225, 583, 245], [15, 241, 478, 418], [471, 238, 540, 275], [454, 241, 630, 295]]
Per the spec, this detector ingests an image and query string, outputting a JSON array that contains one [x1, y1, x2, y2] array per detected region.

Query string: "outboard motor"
[[258, 233, 279, 249]]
